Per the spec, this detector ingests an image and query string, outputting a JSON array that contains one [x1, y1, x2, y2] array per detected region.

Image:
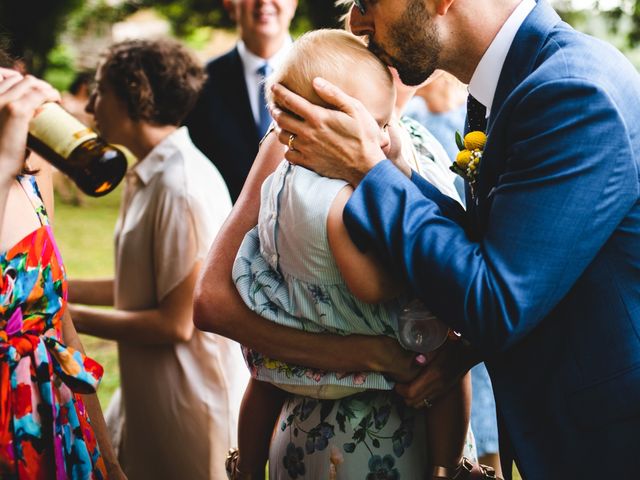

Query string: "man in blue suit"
[[185, 0, 296, 202], [270, 0, 640, 477]]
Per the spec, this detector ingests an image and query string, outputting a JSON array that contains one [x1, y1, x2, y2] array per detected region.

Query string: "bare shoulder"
[[29, 154, 54, 219]]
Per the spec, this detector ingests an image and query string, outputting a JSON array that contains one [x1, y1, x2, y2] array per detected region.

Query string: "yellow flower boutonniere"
[[450, 130, 487, 187]]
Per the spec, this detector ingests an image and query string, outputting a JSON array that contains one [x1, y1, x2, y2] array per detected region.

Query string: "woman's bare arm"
[[68, 278, 115, 307], [61, 311, 126, 479], [327, 185, 404, 303], [68, 263, 200, 344], [193, 132, 419, 380]]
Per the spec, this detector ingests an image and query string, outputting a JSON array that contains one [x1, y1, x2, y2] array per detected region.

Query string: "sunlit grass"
[[53, 185, 121, 408]]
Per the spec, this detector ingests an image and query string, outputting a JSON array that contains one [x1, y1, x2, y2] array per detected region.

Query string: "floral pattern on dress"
[[271, 391, 426, 480], [234, 226, 398, 392], [242, 347, 370, 388], [401, 116, 437, 164], [0, 176, 106, 479], [270, 391, 477, 480]]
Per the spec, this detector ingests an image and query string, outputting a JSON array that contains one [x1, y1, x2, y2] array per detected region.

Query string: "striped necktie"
[[256, 63, 273, 138]]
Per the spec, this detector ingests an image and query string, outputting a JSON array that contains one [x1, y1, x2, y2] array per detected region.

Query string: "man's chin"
[[396, 67, 432, 87]]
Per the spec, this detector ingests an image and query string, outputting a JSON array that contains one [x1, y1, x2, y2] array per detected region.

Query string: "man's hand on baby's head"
[[271, 80, 387, 186]]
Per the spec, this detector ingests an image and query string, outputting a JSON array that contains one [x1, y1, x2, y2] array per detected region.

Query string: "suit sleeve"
[[409, 170, 468, 227], [344, 79, 638, 351]]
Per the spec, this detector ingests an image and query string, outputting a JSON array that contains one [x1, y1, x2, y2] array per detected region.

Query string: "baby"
[[230, 29, 472, 480]]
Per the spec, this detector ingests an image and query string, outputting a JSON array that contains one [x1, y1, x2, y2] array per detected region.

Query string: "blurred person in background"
[[0, 51, 124, 479], [61, 71, 94, 127], [184, 0, 297, 202], [67, 39, 248, 480]]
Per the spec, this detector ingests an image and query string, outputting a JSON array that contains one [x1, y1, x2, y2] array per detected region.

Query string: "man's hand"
[[395, 337, 481, 409], [270, 77, 387, 186]]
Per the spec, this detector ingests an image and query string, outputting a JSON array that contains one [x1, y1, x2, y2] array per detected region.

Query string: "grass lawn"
[[52, 187, 121, 408], [52, 185, 524, 479]]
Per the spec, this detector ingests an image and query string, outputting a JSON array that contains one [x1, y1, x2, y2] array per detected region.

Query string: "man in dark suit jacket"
[[185, 0, 296, 202], [270, 0, 640, 478]]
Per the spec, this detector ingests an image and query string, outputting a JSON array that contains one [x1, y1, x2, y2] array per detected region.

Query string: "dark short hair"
[[100, 38, 205, 126], [69, 71, 94, 95], [0, 39, 12, 68]]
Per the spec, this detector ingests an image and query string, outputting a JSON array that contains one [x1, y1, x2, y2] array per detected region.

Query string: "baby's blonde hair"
[[265, 29, 393, 109]]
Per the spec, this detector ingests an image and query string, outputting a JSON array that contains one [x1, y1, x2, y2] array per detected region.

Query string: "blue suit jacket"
[[345, 2, 640, 477], [184, 47, 260, 202]]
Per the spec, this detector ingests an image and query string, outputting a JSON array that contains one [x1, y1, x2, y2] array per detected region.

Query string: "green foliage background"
[[0, 0, 345, 78], [2, 0, 636, 85]]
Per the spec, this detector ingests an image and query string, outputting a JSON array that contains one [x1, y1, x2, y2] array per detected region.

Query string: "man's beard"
[[368, 0, 441, 86]]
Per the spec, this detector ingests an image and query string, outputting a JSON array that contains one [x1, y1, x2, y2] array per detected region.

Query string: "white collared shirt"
[[468, 0, 536, 117], [237, 38, 293, 121], [113, 126, 249, 478]]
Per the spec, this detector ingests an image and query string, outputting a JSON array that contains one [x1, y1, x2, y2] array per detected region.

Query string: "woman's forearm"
[[60, 311, 125, 479], [71, 258, 200, 345], [193, 133, 415, 376], [68, 278, 115, 306], [68, 304, 192, 345]]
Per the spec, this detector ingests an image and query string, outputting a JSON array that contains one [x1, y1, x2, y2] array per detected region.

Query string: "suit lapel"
[[227, 47, 261, 142], [473, 1, 562, 232]]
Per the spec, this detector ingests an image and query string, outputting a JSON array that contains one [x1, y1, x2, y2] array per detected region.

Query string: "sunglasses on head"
[[353, 0, 366, 14]]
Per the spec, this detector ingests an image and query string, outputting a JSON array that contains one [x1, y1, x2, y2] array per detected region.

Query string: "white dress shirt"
[[468, 0, 536, 117], [237, 38, 293, 121]]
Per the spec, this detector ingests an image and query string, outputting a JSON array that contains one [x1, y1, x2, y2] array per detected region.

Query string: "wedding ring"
[[423, 398, 433, 408], [288, 133, 296, 151]]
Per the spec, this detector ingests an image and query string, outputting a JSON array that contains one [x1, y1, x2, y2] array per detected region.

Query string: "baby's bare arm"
[[327, 185, 404, 303]]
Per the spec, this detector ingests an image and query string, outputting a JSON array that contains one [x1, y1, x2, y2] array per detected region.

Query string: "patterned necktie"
[[256, 63, 273, 138], [466, 94, 487, 133]]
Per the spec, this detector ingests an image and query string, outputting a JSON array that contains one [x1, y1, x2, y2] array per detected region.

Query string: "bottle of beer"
[[27, 102, 127, 197]]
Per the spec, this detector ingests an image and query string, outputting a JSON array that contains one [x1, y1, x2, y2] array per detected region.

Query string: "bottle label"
[[29, 103, 98, 159]]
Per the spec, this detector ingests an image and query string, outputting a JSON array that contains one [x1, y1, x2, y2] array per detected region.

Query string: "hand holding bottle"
[[0, 68, 60, 183], [0, 67, 127, 197]]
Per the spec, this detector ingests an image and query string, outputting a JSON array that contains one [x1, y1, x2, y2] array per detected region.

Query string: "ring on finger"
[[288, 133, 296, 151], [422, 398, 433, 408]]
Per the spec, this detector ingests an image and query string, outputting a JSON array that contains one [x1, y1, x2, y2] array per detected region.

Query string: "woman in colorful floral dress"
[[0, 61, 123, 478]]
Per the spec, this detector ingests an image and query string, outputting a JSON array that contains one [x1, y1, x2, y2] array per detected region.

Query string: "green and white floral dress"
[[233, 120, 475, 478]]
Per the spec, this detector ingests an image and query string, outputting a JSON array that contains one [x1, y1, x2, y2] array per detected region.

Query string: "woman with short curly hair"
[[68, 39, 249, 480]]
